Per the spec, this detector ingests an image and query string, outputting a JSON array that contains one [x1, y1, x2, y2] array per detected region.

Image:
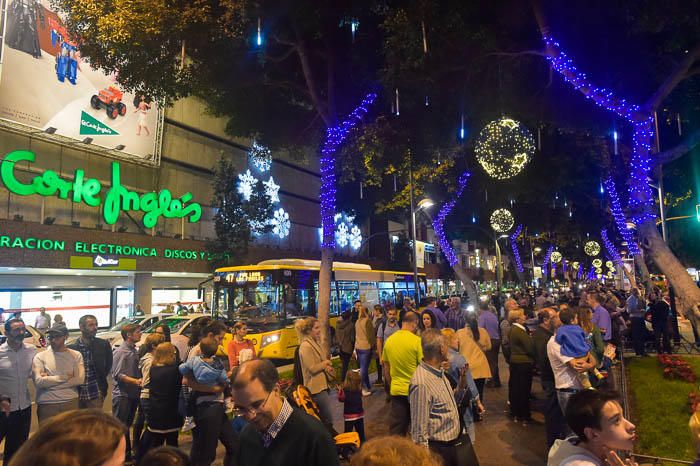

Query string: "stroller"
[[283, 347, 361, 460]]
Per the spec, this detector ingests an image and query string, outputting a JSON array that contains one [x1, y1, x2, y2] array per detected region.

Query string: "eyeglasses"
[[232, 391, 272, 418]]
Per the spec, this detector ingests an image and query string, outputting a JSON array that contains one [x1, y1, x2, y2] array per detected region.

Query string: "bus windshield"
[[217, 282, 283, 324]]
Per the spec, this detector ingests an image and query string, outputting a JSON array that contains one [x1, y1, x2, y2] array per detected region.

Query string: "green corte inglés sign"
[[0, 150, 202, 228]]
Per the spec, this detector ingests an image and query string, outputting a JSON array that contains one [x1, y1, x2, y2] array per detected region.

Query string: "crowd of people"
[[0, 282, 681, 466]]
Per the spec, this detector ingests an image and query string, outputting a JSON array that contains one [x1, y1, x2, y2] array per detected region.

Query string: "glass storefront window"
[[116, 289, 134, 322], [0, 289, 111, 330], [152, 289, 200, 313]]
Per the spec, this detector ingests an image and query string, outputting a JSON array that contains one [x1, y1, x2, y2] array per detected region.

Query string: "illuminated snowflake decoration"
[[550, 251, 562, 263], [250, 219, 266, 236], [350, 225, 362, 250], [249, 141, 272, 172], [592, 258, 603, 268], [263, 177, 280, 203], [490, 208, 514, 233], [318, 211, 363, 250], [237, 170, 257, 201], [271, 208, 290, 238], [336, 222, 349, 248], [584, 240, 601, 257], [475, 117, 535, 180]]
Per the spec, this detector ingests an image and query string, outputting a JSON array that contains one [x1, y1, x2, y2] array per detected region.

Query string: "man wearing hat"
[[31, 321, 84, 424]]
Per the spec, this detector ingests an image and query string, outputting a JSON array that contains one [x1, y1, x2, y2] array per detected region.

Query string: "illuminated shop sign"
[[0, 150, 202, 228], [0, 234, 227, 262]]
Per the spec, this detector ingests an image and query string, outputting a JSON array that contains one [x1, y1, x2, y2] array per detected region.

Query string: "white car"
[[137, 314, 214, 357], [99, 314, 174, 347], [0, 324, 47, 350]]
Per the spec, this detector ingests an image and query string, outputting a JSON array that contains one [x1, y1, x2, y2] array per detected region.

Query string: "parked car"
[[0, 324, 47, 350], [98, 313, 174, 347], [137, 314, 219, 357]]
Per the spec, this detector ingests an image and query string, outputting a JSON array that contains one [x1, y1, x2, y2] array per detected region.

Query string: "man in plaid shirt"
[[68, 315, 113, 409]]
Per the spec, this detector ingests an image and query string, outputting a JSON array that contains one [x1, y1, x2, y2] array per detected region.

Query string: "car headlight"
[[260, 332, 281, 348]]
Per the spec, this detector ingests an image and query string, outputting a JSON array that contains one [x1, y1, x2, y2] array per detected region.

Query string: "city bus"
[[212, 259, 426, 360]]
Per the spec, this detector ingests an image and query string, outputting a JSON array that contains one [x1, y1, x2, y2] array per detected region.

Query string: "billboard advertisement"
[[0, 0, 163, 164]]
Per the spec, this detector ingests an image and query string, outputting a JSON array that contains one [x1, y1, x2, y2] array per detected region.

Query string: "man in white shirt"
[[0, 318, 37, 464], [32, 322, 85, 424], [34, 307, 51, 333], [546, 308, 596, 436]]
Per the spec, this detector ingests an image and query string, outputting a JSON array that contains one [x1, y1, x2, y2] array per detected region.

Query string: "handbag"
[[454, 431, 479, 466]]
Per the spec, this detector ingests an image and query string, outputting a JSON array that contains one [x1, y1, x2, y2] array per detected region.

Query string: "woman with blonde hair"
[[349, 435, 442, 466], [354, 306, 376, 396], [9, 409, 126, 466], [140, 342, 183, 456], [295, 317, 335, 429], [456, 313, 491, 402]]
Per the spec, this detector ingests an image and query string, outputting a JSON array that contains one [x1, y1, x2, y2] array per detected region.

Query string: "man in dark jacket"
[[233, 359, 339, 466], [335, 311, 355, 382], [649, 292, 672, 354], [533, 308, 564, 448], [68, 314, 113, 409]]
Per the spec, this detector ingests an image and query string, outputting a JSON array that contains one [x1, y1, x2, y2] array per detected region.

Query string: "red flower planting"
[[657, 354, 697, 383]]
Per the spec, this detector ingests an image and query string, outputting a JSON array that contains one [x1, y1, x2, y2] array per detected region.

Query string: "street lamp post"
[[494, 235, 509, 292], [411, 197, 434, 303]]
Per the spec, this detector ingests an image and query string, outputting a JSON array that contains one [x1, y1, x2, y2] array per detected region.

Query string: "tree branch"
[[486, 50, 546, 58], [644, 43, 700, 113], [290, 22, 331, 127], [653, 128, 700, 166], [264, 45, 296, 63]]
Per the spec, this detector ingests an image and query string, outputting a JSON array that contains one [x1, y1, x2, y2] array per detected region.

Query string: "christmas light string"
[[320, 93, 377, 248], [433, 171, 472, 266], [603, 176, 640, 255], [542, 244, 554, 280], [601, 229, 623, 267], [541, 35, 656, 225], [509, 224, 524, 273]]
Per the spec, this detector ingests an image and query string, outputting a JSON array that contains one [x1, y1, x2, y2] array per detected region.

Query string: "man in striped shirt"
[[409, 329, 472, 466]]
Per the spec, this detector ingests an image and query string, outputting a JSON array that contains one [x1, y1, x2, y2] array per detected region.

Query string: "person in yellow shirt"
[[382, 311, 422, 436]]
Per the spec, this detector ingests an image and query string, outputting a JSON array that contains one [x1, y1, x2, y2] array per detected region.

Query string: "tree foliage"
[[208, 157, 273, 264]]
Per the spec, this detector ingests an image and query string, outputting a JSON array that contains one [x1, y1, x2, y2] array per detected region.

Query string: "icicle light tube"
[[320, 93, 377, 248], [433, 171, 472, 266]]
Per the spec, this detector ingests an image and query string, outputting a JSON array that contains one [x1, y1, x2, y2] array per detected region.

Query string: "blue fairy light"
[[433, 172, 472, 266]]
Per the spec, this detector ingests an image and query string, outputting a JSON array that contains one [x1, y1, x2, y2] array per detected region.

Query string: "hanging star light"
[[475, 117, 535, 180], [550, 251, 562, 263], [490, 208, 514, 233], [249, 141, 272, 172], [271, 208, 290, 239], [592, 258, 603, 268], [237, 169, 257, 201], [263, 177, 280, 203], [584, 240, 601, 257]]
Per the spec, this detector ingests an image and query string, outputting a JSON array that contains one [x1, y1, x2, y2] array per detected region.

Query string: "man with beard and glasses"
[[233, 359, 339, 466], [0, 318, 36, 464], [68, 314, 113, 409]]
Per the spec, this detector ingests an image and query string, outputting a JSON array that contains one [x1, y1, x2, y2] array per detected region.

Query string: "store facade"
[[0, 98, 358, 329]]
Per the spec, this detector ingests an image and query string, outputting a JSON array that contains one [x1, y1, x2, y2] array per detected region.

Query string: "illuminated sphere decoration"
[[584, 240, 601, 257], [592, 258, 603, 268], [605, 261, 614, 269], [490, 208, 514, 233], [572, 261, 580, 270], [550, 251, 562, 263], [474, 117, 536, 180]]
